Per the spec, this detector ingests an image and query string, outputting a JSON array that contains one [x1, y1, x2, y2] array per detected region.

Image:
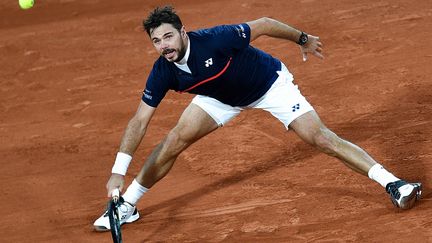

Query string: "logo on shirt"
[[236, 25, 247, 38], [143, 89, 152, 100], [205, 58, 213, 67]]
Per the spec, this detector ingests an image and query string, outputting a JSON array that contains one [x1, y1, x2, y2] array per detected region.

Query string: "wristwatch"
[[297, 32, 308, 46]]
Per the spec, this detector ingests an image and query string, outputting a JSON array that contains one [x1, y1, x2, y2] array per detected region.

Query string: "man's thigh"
[[174, 102, 220, 142]]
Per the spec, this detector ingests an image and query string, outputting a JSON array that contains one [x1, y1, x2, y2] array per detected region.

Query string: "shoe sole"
[[94, 211, 140, 232], [391, 183, 422, 210]]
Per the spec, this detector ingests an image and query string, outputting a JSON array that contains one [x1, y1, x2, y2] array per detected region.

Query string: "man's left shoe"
[[386, 180, 422, 210]]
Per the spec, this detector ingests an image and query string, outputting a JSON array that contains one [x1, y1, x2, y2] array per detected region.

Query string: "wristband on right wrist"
[[111, 152, 132, 176]]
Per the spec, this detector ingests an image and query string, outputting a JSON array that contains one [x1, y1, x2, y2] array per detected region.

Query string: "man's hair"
[[143, 6, 183, 36]]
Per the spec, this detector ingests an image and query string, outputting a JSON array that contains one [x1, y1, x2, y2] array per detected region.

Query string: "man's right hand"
[[299, 34, 324, 61], [106, 173, 125, 197]]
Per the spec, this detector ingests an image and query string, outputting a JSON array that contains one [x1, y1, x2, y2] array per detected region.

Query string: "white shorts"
[[191, 63, 314, 130]]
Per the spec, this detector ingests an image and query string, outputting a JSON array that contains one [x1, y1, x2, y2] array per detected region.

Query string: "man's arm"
[[246, 17, 323, 61], [119, 100, 156, 155], [106, 100, 156, 196]]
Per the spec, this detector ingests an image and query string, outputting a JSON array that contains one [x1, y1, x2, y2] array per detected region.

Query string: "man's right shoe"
[[386, 180, 422, 210], [93, 199, 140, 231]]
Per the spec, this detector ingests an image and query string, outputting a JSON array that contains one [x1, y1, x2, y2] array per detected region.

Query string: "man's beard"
[[174, 46, 186, 62], [161, 40, 187, 62]]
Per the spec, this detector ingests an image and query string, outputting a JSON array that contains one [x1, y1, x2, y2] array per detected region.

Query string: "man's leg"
[[289, 110, 422, 209], [121, 95, 241, 207], [136, 103, 219, 188], [119, 103, 219, 207], [289, 110, 376, 175], [251, 62, 421, 209]]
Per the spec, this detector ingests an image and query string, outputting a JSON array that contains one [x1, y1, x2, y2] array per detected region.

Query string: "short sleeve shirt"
[[142, 23, 281, 107]]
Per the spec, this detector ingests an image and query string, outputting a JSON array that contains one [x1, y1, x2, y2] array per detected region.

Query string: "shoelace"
[[386, 180, 407, 200]]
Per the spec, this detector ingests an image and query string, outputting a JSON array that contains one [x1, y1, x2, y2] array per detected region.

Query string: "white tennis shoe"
[[386, 180, 422, 210], [93, 200, 139, 231]]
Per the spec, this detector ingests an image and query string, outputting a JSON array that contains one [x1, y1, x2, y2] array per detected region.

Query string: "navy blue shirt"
[[142, 23, 281, 107]]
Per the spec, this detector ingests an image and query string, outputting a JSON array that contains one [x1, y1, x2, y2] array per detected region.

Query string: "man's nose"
[[160, 40, 169, 49]]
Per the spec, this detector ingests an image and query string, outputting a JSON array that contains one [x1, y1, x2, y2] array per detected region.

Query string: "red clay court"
[[1, 0, 431, 242]]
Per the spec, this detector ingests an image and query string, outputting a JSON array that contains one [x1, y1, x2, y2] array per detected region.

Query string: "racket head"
[[107, 199, 122, 243]]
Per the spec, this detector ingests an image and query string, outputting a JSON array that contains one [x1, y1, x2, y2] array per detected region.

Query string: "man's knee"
[[312, 128, 340, 156], [163, 128, 189, 155]]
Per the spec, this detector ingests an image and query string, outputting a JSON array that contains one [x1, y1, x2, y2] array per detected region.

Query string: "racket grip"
[[112, 188, 120, 202]]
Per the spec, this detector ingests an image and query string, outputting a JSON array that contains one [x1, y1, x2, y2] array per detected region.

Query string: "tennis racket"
[[108, 188, 122, 243]]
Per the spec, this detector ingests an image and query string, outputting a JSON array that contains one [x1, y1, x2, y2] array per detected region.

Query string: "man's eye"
[[153, 39, 160, 44]]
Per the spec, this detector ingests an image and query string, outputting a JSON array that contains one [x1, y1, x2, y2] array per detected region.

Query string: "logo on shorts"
[[292, 103, 300, 112], [205, 58, 213, 67]]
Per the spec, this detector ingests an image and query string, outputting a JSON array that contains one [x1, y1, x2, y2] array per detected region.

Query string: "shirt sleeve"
[[201, 23, 251, 51], [141, 61, 171, 107]]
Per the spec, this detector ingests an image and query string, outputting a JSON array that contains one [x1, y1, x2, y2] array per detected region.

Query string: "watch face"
[[300, 34, 308, 45]]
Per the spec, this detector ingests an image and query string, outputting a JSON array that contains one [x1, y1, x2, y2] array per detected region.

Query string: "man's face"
[[150, 23, 187, 62]]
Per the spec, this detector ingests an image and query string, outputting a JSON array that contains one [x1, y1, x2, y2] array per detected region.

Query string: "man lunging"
[[94, 6, 421, 231]]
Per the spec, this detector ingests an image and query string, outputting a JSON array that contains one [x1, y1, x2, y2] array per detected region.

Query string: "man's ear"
[[181, 26, 186, 37]]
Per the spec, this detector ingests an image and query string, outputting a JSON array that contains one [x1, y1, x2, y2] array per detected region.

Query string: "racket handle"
[[112, 188, 120, 203]]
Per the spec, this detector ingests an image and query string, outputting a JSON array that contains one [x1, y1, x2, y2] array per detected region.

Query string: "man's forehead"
[[150, 23, 177, 38]]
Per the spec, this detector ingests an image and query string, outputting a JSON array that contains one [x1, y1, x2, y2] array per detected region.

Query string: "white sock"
[[122, 179, 149, 205], [368, 164, 400, 188]]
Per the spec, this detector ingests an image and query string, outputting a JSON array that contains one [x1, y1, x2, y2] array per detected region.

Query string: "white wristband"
[[111, 152, 132, 176]]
